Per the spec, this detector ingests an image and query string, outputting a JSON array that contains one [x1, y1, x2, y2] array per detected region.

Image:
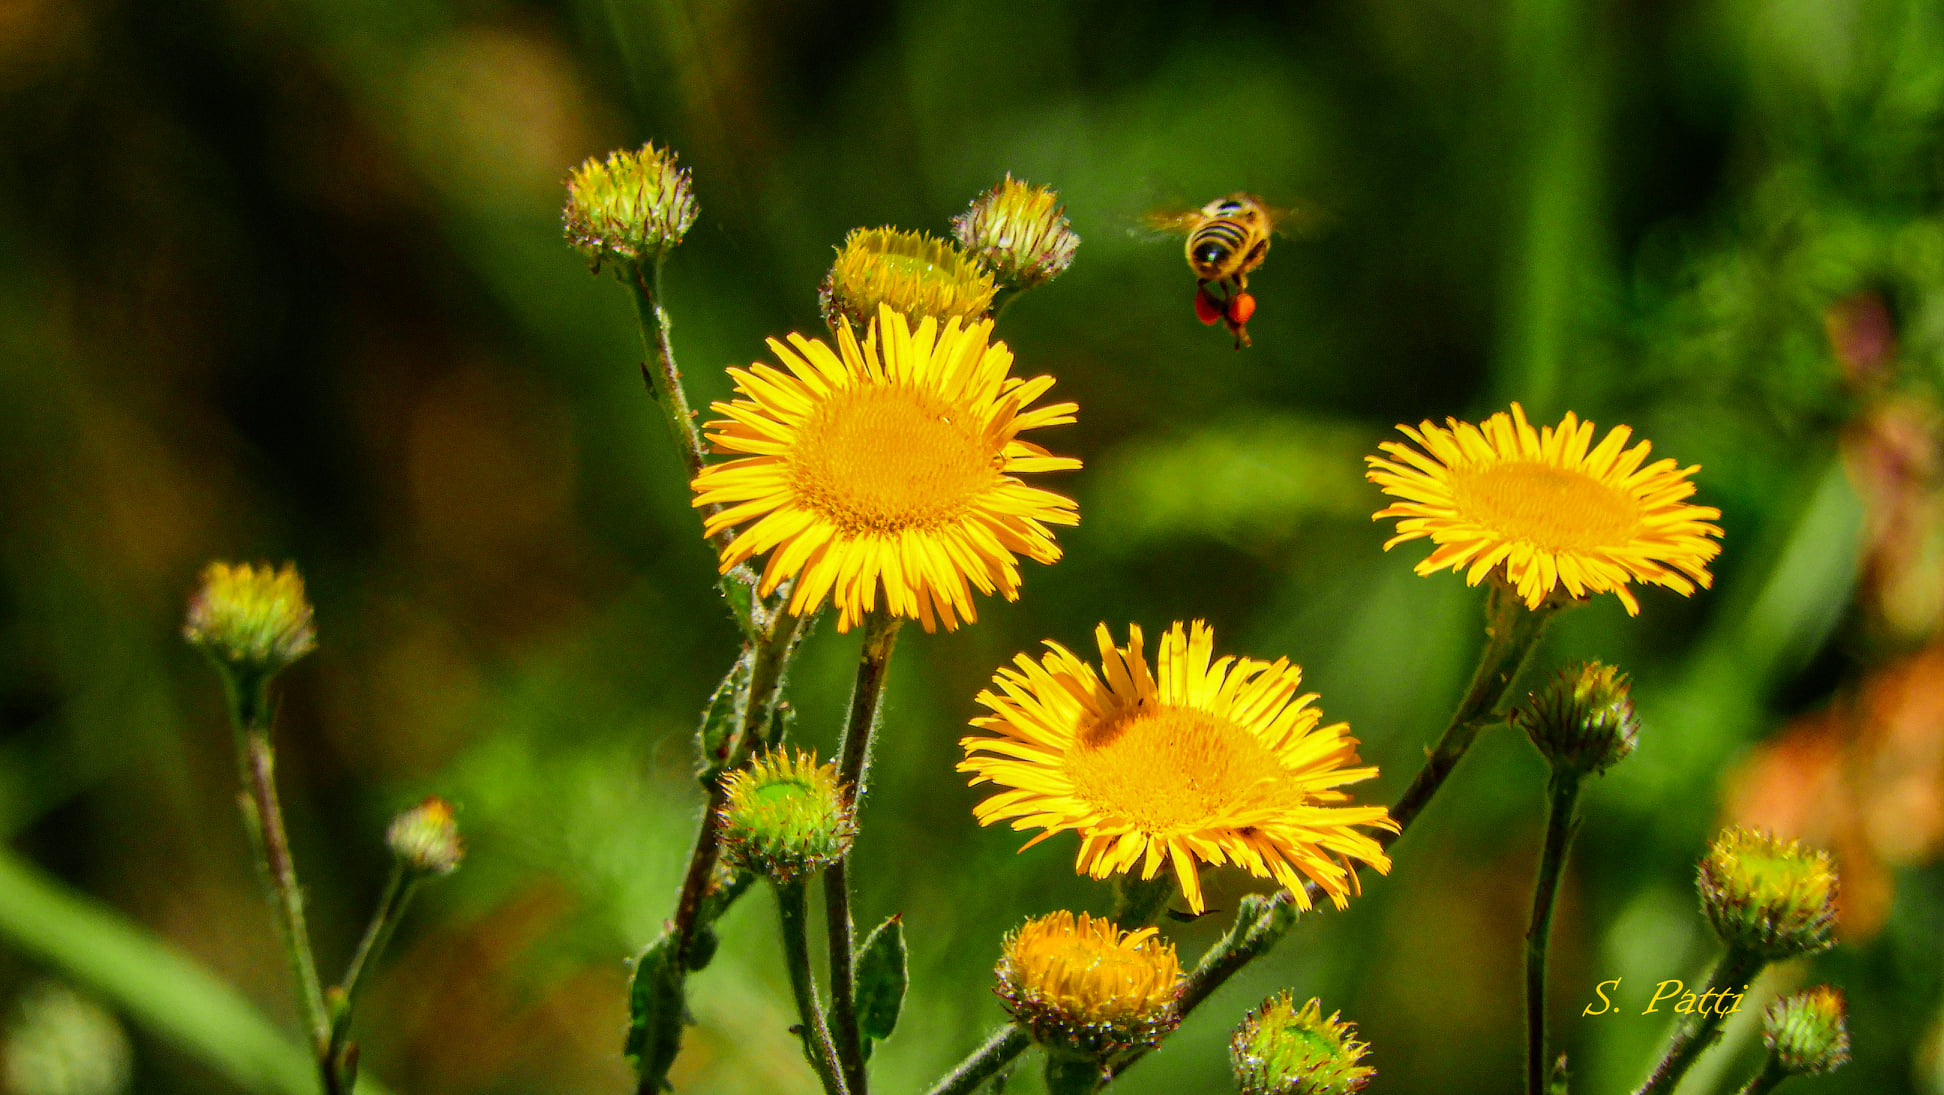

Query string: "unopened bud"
[[1230, 991, 1375, 1095], [387, 796, 464, 875], [1764, 986, 1850, 1076], [1698, 827, 1837, 959], [1514, 662, 1639, 776], [995, 910, 1181, 1059], [819, 227, 994, 331], [718, 750, 854, 884], [563, 143, 697, 270], [184, 562, 316, 680], [953, 175, 1080, 291]]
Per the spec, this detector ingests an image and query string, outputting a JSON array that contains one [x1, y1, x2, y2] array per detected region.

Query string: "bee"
[[1145, 192, 1306, 349]]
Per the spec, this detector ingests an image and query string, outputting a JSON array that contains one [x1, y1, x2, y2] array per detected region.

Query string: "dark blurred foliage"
[[1, 0, 1943, 1092]]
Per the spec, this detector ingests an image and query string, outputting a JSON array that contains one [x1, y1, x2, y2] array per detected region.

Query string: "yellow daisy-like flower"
[[1365, 402, 1724, 614], [995, 910, 1181, 1054], [959, 621, 1396, 914], [691, 306, 1080, 633]]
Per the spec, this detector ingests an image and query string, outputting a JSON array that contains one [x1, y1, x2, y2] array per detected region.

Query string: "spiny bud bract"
[[1698, 827, 1838, 959], [1230, 991, 1375, 1095], [953, 175, 1080, 291], [387, 796, 464, 875], [183, 561, 317, 679], [718, 749, 854, 884], [819, 227, 995, 331], [563, 142, 697, 270], [1763, 986, 1850, 1076], [1514, 661, 1640, 776], [994, 910, 1181, 1058]]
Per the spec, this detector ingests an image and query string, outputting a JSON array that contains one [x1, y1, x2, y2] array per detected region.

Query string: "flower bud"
[[994, 911, 1181, 1058], [1763, 986, 1850, 1076], [1230, 992, 1375, 1095], [819, 227, 995, 331], [717, 750, 854, 884], [183, 562, 317, 680], [952, 175, 1079, 291], [1513, 662, 1639, 776], [387, 796, 464, 875], [1698, 827, 1837, 959], [562, 143, 698, 270]]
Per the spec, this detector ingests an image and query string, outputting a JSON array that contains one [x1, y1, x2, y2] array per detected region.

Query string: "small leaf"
[[853, 914, 907, 1043], [695, 651, 754, 786], [624, 933, 687, 1090], [719, 570, 758, 636]]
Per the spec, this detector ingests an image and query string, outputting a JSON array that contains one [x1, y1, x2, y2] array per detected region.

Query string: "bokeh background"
[[2, 0, 1943, 1092]]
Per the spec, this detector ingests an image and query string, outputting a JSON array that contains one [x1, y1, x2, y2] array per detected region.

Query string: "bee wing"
[[1260, 198, 1331, 238], [1135, 206, 1203, 237]]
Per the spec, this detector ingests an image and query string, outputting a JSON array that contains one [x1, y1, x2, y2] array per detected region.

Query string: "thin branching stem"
[[924, 1025, 1031, 1095], [1635, 947, 1767, 1095], [777, 880, 851, 1095], [1526, 770, 1582, 1095]]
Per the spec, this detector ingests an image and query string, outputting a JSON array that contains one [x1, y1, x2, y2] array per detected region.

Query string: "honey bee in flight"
[[1145, 192, 1307, 349]]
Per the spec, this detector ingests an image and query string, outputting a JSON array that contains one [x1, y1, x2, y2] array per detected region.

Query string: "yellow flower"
[[1365, 403, 1723, 614], [820, 228, 996, 329], [995, 910, 1181, 1054], [691, 306, 1080, 633], [960, 622, 1395, 914], [182, 561, 317, 675]]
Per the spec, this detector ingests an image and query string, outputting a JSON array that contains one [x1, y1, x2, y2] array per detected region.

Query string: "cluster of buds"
[[994, 910, 1182, 1059], [952, 175, 1080, 292], [387, 796, 466, 876], [1698, 828, 1838, 959], [183, 561, 317, 683], [1514, 661, 1639, 777], [1762, 986, 1851, 1077], [717, 749, 855, 884], [562, 143, 698, 271], [1230, 992, 1375, 1095], [819, 227, 996, 331]]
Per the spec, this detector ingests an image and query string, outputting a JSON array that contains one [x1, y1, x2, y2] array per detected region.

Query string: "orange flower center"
[[789, 384, 998, 536], [1448, 462, 1641, 552], [1066, 705, 1289, 831]]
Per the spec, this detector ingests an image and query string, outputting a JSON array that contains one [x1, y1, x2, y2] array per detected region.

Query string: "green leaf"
[[624, 933, 687, 1089], [719, 570, 758, 636], [853, 914, 907, 1043], [695, 651, 753, 785]]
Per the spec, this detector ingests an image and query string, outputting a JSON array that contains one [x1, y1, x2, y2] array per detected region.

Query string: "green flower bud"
[[953, 175, 1080, 291], [718, 750, 854, 884], [387, 796, 464, 875], [995, 910, 1182, 1058], [1231, 992, 1375, 1095], [562, 143, 697, 270], [819, 227, 995, 331], [183, 561, 316, 680], [1514, 662, 1640, 776], [1698, 828, 1837, 959], [1764, 986, 1850, 1076]]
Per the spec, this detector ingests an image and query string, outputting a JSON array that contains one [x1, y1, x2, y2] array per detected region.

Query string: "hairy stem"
[[827, 610, 904, 1095], [924, 1025, 1030, 1095], [1635, 947, 1767, 1095], [1526, 770, 1582, 1095], [777, 881, 851, 1095], [626, 259, 710, 513], [1734, 1059, 1789, 1095]]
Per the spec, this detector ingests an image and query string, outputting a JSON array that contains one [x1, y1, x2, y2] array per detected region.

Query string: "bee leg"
[[1225, 292, 1256, 350], [1227, 321, 1252, 350]]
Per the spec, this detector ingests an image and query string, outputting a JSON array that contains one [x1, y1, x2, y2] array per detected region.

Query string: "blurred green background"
[[2, 0, 1943, 1092]]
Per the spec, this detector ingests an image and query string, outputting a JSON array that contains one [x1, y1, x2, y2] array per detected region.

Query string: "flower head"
[[960, 621, 1396, 914], [994, 910, 1181, 1056], [1763, 986, 1850, 1076], [386, 797, 465, 875], [821, 228, 996, 330], [1514, 661, 1640, 776], [183, 562, 317, 678], [562, 143, 697, 268], [1698, 827, 1838, 959], [718, 749, 854, 883], [1231, 992, 1375, 1095], [691, 306, 1080, 633], [953, 175, 1080, 291], [1366, 403, 1723, 614]]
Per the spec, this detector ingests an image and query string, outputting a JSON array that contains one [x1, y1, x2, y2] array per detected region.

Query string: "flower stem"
[[336, 864, 416, 1016], [224, 673, 334, 1092], [777, 880, 851, 1095], [826, 609, 904, 1095], [924, 1025, 1031, 1095], [1526, 770, 1582, 1095], [1043, 1054, 1105, 1095], [1634, 947, 1766, 1095], [626, 257, 709, 510], [1734, 1059, 1789, 1095]]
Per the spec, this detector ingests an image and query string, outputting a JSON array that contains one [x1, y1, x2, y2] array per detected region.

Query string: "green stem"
[[777, 881, 851, 1095], [1109, 872, 1176, 929], [1527, 770, 1583, 1095], [1099, 579, 1564, 1084], [1735, 1059, 1790, 1095], [337, 864, 416, 1015], [826, 609, 904, 1095], [924, 1026, 1030, 1095], [1044, 1054, 1105, 1095], [1634, 947, 1767, 1095]]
